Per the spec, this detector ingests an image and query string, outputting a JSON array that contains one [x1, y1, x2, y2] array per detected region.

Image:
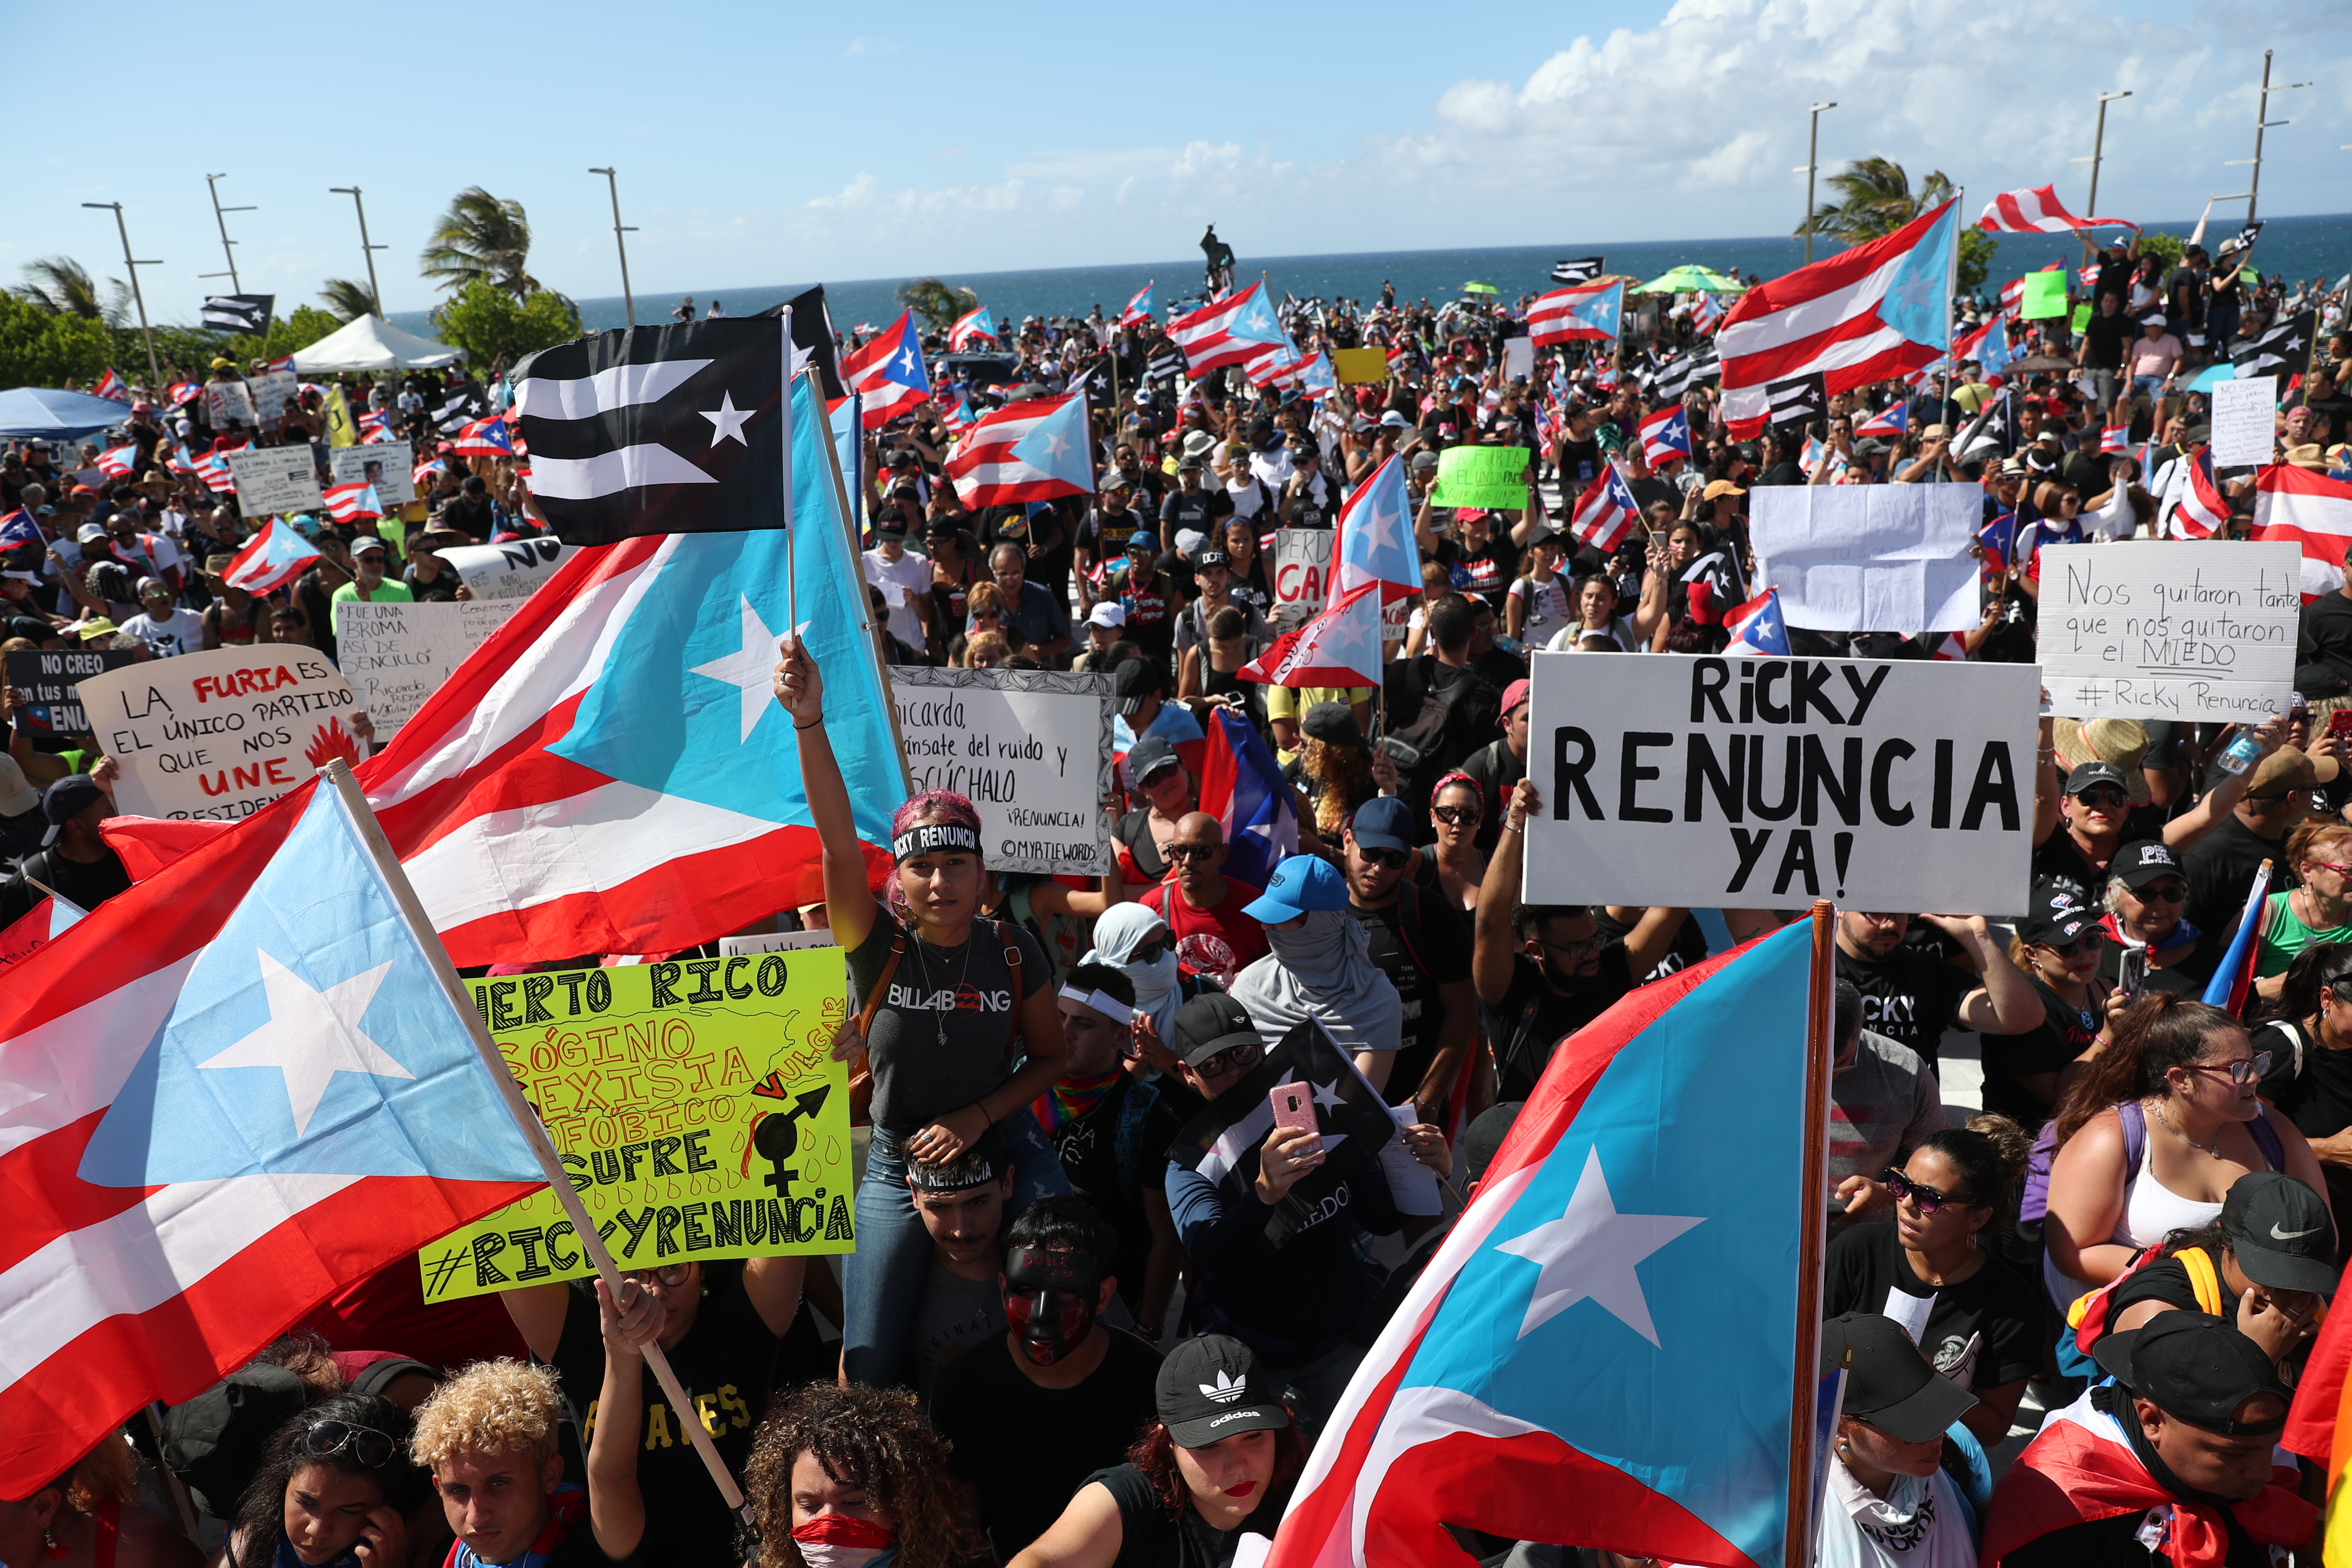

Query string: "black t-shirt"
[[1082, 1461, 1294, 1568], [933, 1332, 1165, 1562], [1822, 1222, 2044, 1392], [1051, 1074, 1184, 1312], [552, 1275, 777, 1568], [2080, 311, 2135, 371], [1979, 974, 2103, 1128], [1834, 944, 1972, 1072], [2003, 1501, 2272, 1568], [1596, 906, 1705, 984], [1159, 486, 1232, 545], [2301, 592, 2352, 676], [1436, 534, 1520, 612], [2104, 1251, 2215, 1321], [845, 917, 1049, 1133], [1352, 883, 1473, 1108], [0, 846, 132, 927], [1554, 436, 1602, 489], [2184, 817, 2290, 953], [1484, 946, 1636, 1104], [2031, 811, 2166, 901], [2256, 1021, 2352, 1240]]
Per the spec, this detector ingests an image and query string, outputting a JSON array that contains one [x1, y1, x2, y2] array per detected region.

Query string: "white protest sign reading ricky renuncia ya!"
[[888, 666, 1112, 875], [2038, 542, 2300, 721], [1523, 652, 2038, 914]]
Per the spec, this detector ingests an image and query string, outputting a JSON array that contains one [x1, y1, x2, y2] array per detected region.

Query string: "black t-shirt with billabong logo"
[[1833, 944, 1973, 1073], [847, 918, 1049, 1133]]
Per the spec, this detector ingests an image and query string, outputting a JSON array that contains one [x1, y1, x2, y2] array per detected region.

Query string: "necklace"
[[912, 928, 975, 1049], [2150, 1098, 2223, 1159]]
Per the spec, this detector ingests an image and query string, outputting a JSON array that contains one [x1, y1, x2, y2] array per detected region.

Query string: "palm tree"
[[1795, 158, 1959, 246], [421, 187, 539, 299], [320, 278, 380, 322], [896, 278, 979, 335], [13, 256, 129, 323]]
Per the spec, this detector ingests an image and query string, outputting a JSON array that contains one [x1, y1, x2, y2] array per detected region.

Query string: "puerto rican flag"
[[1721, 588, 1790, 656], [2254, 463, 2352, 600], [165, 381, 203, 408], [2162, 447, 2232, 541], [1336, 456, 1419, 605], [0, 891, 84, 971], [947, 306, 998, 351], [1975, 183, 2138, 235], [358, 409, 396, 444], [942, 393, 1095, 508], [1263, 923, 1818, 1568], [1637, 406, 1691, 467], [0, 777, 549, 1496], [1119, 282, 1155, 328], [322, 482, 386, 524], [220, 519, 322, 594], [936, 390, 977, 441], [1568, 464, 1642, 554], [450, 416, 513, 458], [413, 457, 449, 489], [1528, 282, 1623, 346], [0, 506, 42, 551], [1854, 403, 1907, 439], [1954, 315, 2013, 379], [1690, 293, 1724, 334], [1718, 199, 1960, 438], [839, 309, 932, 431], [91, 369, 128, 402], [1247, 346, 1304, 389], [1194, 705, 1297, 889], [1289, 351, 1337, 400], [164, 443, 200, 478], [2200, 858, 2272, 1016], [1928, 631, 1969, 661], [265, 354, 296, 374], [2099, 426, 2130, 455], [95, 442, 139, 479], [194, 451, 238, 495], [1239, 581, 1383, 689], [1169, 282, 1289, 375]]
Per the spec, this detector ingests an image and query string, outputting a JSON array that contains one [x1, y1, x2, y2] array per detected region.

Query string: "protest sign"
[[2069, 302, 2093, 335], [1750, 486, 1979, 634], [1522, 652, 2038, 913], [2038, 542, 2300, 721], [1271, 528, 1335, 616], [224, 447, 325, 518], [889, 665, 1110, 875], [77, 646, 359, 820], [4, 648, 139, 735], [249, 369, 299, 425], [1428, 447, 1530, 510], [335, 599, 524, 735], [2210, 375, 2277, 468], [718, 930, 839, 957], [438, 537, 574, 600], [1503, 337, 1534, 383], [2020, 270, 2070, 320], [329, 440, 417, 505], [1332, 347, 1390, 385], [418, 952, 857, 1301], [204, 380, 258, 434]]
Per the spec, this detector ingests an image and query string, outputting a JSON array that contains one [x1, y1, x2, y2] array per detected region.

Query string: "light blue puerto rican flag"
[[1721, 587, 1790, 657]]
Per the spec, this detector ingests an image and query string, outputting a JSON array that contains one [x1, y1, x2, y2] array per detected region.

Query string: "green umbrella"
[[1635, 264, 1745, 294], [1461, 281, 1499, 296]]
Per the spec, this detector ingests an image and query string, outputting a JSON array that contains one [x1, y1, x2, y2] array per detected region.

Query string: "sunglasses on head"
[[1881, 1168, 1969, 1216], [301, 1421, 397, 1469]]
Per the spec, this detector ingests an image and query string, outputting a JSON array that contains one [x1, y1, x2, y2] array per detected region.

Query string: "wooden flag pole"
[[782, 309, 799, 643], [1783, 899, 1836, 1568], [314, 760, 756, 1531]]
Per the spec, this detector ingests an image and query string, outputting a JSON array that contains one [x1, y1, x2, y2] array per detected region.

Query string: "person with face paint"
[[743, 1384, 980, 1568], [1010, 1336, 1307, 1568], [931, 1198, 1164, 1562]]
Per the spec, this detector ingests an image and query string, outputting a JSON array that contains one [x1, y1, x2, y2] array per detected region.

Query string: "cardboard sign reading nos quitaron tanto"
[[419, 952, 856, 1302], [2037, 542, 2299, 721], [1523, 653, 2037, 913]]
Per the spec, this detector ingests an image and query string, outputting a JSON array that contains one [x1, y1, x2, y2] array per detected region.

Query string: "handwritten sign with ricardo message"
[[1428, 446, 1529, 510], [77, 646, 359, 820], [337, 599, 523, 735], [418, 952, 856, 1302], [2038, 542, 2300, 721], [889, 665, 1112, 875]]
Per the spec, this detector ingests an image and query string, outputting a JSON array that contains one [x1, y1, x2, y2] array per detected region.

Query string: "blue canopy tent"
[[0, 387, 136, 441]]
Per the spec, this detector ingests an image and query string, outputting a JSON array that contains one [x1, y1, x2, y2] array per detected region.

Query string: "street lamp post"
[[2069, 89, 2132, 216], [202, 173, 256, 293], [328, 185, 389, 316], [2222, 50, 2308, 224], [1795, 101, 1838, 266], [82, 201, 162, 385], [589, 167, 639, 328]]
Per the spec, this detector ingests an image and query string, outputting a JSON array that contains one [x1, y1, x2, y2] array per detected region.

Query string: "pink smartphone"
[[1269, 1083, 1319, 1145]]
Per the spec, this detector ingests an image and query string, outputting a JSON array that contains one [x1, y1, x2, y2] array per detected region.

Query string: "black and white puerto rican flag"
[[513, 314, 792, 546], [2232, 309, 2313, 381], [201, 294, 274, 335], [1765, 371, 1828, 429], [756, 285, 846, 401], [1553, 256, 1605, 284], [433, 384, 486, 434]]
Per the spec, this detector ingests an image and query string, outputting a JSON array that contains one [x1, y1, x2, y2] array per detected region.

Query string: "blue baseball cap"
[[1243, 854, 1350, 922], [1349, 796, 1415, 854]]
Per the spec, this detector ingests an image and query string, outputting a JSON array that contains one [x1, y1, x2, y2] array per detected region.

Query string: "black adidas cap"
[[1155, 1334, 1290, 1448]]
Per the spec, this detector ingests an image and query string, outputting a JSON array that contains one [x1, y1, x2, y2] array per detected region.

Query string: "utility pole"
[[2069, 89, 2132, 216], [589, 167, 639, 327], [328, 185, 389, 316], [202, 173, 255, 292], [2223, 50, 2308, 223], [1795, 101, 1838, 266], [82, 201, 162, 385]]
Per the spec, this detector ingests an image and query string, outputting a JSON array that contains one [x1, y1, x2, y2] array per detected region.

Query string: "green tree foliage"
[[896, 278, 979, 334], [12, 256, 129, 324], [422, 187, 539, 299], [1956, 230, 1996, 296], [0, 290, 115, 386], [428, 279, 582, 369], [2137, 230, 2186, 269], [1795, 158, 1958, 246], [320, 278, 380, 322]]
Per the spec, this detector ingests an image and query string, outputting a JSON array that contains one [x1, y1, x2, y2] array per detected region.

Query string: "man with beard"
[[1136, 812, 1267, 977], [1472, 778, 1686, 1102]]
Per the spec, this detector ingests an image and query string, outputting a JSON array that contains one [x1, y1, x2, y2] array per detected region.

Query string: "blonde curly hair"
[[408, 1359, 565, 1472]]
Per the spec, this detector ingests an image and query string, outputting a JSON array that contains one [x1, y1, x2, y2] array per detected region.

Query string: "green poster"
[[2020, 270, 2070, 321], [1428, 446, 1531, 509]]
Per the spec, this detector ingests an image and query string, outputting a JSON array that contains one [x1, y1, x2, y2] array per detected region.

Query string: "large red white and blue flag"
[[1265, 922, 1816, 1568], [839, 309, 932, 431], [1335, 456, 1419, 605], [95, 442, 138, 479], [1718, 198, 1960, 438], [1194, 705, 1298, 889], [1975, 184, 2136, 235], [943, 392, 1095, 509], [1169, 282, 1290, 375], [1239, 582, 1383, 690], [1528, 282, 1624, 346], [0, 778, 548, 1494], [2254, 463, 2352, 601], [322, 482, 386, 524], [220, 518, 322, 594]]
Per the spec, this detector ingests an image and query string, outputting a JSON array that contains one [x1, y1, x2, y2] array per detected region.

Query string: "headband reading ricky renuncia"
[[891, 821, 982, 863]]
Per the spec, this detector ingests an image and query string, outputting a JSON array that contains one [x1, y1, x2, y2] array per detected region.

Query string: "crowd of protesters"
[[6, 232, 2352, 1568]]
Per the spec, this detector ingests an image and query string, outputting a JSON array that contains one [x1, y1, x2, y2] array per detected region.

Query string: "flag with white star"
[[511, 315, 793, 547], [0, 777, 546, 1496]]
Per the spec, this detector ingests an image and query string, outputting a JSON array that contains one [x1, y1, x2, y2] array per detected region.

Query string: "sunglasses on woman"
[[302, 1421, 397, 1469], [2038, 930, 2107, 958], [1881, 1168, 1969, 1216], [1431, 805, 1481, 826], [622, 1264, 693, 1288], [2072, 786, 2131, 809]]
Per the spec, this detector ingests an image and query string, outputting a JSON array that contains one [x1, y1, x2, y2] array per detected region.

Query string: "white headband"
[[1057, 984, 1136, 1025]]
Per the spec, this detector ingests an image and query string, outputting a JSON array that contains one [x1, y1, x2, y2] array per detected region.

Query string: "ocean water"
[[388, 213, 2352, 341]]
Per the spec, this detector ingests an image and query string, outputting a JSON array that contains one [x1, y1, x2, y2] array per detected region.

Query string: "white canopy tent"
[[290, 314, 463, 374]]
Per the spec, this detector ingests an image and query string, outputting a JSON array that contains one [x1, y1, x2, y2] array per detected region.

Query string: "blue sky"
[[8, 0, 2347, 321]]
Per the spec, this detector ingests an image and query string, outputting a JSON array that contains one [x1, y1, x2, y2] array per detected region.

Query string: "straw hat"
[[2052, 717, 2153, 805]]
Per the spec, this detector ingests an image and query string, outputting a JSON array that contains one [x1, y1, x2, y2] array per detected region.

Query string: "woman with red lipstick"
[[1011, 1337, 1305, 1568]]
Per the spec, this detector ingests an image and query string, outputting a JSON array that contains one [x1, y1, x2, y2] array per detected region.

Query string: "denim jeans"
[[840, 1111, 1070, 1388]]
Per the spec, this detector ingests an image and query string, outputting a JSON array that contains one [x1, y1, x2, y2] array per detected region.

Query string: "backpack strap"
[[2179, 1246, 2227, 1317], [847, 927, 909, 1124], [2248, 1108, 2285, 1173], [2119, 1098, 2147, 1176], [993, 919, 1025, 1063]]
